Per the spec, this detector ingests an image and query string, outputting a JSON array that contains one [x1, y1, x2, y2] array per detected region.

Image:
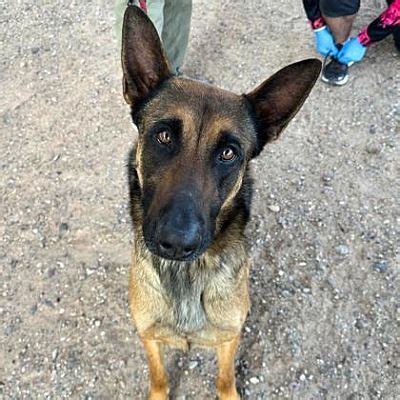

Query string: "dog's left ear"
[[244, 59, 321, 157], [121, 5, 171, 107]]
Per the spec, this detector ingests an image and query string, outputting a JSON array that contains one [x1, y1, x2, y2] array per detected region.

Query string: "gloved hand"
[[314, 26, 338, 57], [337, 37, 367, 65]]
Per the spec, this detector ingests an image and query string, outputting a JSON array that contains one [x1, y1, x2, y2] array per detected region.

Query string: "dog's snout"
[[158, 224, 201, 259], [156, 202, 203, 260]]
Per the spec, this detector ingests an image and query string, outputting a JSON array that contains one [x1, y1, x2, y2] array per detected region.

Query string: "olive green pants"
[[115, 0, 192, 72]]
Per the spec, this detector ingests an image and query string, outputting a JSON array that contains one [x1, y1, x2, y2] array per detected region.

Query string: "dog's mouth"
[[144, 240, 203, 262], [143, 234, 210, 262]]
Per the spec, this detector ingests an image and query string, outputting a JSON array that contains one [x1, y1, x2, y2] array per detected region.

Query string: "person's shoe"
[[321, 57, 349, 86]]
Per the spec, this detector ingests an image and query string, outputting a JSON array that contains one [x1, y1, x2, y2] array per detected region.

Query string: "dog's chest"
[[130, 246, 248, 341], [155, 259, 209, 334]]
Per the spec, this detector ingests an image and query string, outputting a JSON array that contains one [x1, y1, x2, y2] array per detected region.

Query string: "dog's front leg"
[[142, 339, 169, 400], [216, 335, 241, 400]]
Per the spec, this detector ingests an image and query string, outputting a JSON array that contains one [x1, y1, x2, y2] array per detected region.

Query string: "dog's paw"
[[148, 388, 168, 400], [217, 391, 240, 400], [217, 381, 241, 400]]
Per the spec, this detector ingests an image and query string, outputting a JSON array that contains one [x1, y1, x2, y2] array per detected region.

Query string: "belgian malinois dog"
[[121, 5, 321, 399]]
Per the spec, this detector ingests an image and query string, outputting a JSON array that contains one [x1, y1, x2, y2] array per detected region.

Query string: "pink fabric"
[[358, 29, 371, 46], [310, 16, 325, 30], [357, 0, 400, 46], [139, 0, 147, 13], [380, 0, 400, 28]]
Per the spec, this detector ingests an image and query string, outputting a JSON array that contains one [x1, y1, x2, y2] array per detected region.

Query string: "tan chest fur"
[[129, 239, 250, 349]]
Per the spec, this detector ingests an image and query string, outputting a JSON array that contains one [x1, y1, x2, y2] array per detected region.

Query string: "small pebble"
[[4, 325, 14, 336], [59, 222, 69, 236], [43, 299, 55, 308], [289, 381, 300, 390], [335, 245, 350, 256], [355, 318, 366, 330], [47, 268, 56, 278], [188, 360, 198, 370], [249, 377, 260, 384], [365, 142, 382, 155], [322, 173, 334, 183], [30, 304, 38, 315], [268, 204, 280, 213], [280, 288, 294, 298], [371, 261, 389, 273]]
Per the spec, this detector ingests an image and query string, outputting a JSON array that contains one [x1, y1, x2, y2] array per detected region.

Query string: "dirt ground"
[[1, 0, 399, 399]]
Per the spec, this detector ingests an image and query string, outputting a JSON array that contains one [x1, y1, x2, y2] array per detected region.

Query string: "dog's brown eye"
[[156, 130, 171, 145], [220, 147, 236, 162]]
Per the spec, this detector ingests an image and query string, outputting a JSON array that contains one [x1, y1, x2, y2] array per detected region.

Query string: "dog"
[[121, 5, 321, 399]]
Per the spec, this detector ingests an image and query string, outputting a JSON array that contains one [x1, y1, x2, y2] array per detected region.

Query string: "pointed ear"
[[244, 59, 321, 156], [121, 5, 172, 107]]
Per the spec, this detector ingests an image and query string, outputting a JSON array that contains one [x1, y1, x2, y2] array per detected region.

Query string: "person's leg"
[[387, 0, 400, 51], [320, 0, 360, 45], [114, 0, 164, 51], [147, 0, 165, 39], [115, 1, 165, 50], [323, 14, 357, 44], [161, 0, 192, 73], [393, 26, 400, 51], [319, 0, 360, 85], [115, 0, 127, 46]]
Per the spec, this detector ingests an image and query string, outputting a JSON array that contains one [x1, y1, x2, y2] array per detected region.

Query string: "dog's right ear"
[[244, 59, 321, 157], [121, 5, 171, 107]]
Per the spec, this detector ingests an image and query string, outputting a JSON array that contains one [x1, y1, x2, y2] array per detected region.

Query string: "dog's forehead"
[[143, 77, 254, 142], [167, 77, 242, 108]]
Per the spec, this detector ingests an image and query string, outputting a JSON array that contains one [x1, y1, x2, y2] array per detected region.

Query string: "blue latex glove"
[[314, 26, 338, 57], [338, 37, 367, 65]]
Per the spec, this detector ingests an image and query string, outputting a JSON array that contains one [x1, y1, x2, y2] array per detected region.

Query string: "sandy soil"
[[1, 0, 399, 399]]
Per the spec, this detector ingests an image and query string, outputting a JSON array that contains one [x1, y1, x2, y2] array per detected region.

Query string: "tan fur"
[[216, 336, 241, 400], [129, 238, 250, 350]]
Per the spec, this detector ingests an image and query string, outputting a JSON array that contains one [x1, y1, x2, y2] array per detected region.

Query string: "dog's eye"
[[156, 130, 172, 145], [220, 147, 237, 162]]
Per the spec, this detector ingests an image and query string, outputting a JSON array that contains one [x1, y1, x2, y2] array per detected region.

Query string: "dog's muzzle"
[[144, 195, 206, 261]]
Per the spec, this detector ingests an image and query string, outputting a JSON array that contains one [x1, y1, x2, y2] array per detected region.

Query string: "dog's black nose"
[[156, 206, 203, 260]]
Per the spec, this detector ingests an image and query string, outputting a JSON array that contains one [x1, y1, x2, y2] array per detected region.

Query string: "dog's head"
[[122, 6, 321, 261]]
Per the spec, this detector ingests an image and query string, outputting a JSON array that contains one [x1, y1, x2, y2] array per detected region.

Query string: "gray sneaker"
[[321, 57, 349, 86]]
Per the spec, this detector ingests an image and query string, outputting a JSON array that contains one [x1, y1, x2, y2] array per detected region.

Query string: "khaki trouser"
[[115, 0, 192, 72]]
